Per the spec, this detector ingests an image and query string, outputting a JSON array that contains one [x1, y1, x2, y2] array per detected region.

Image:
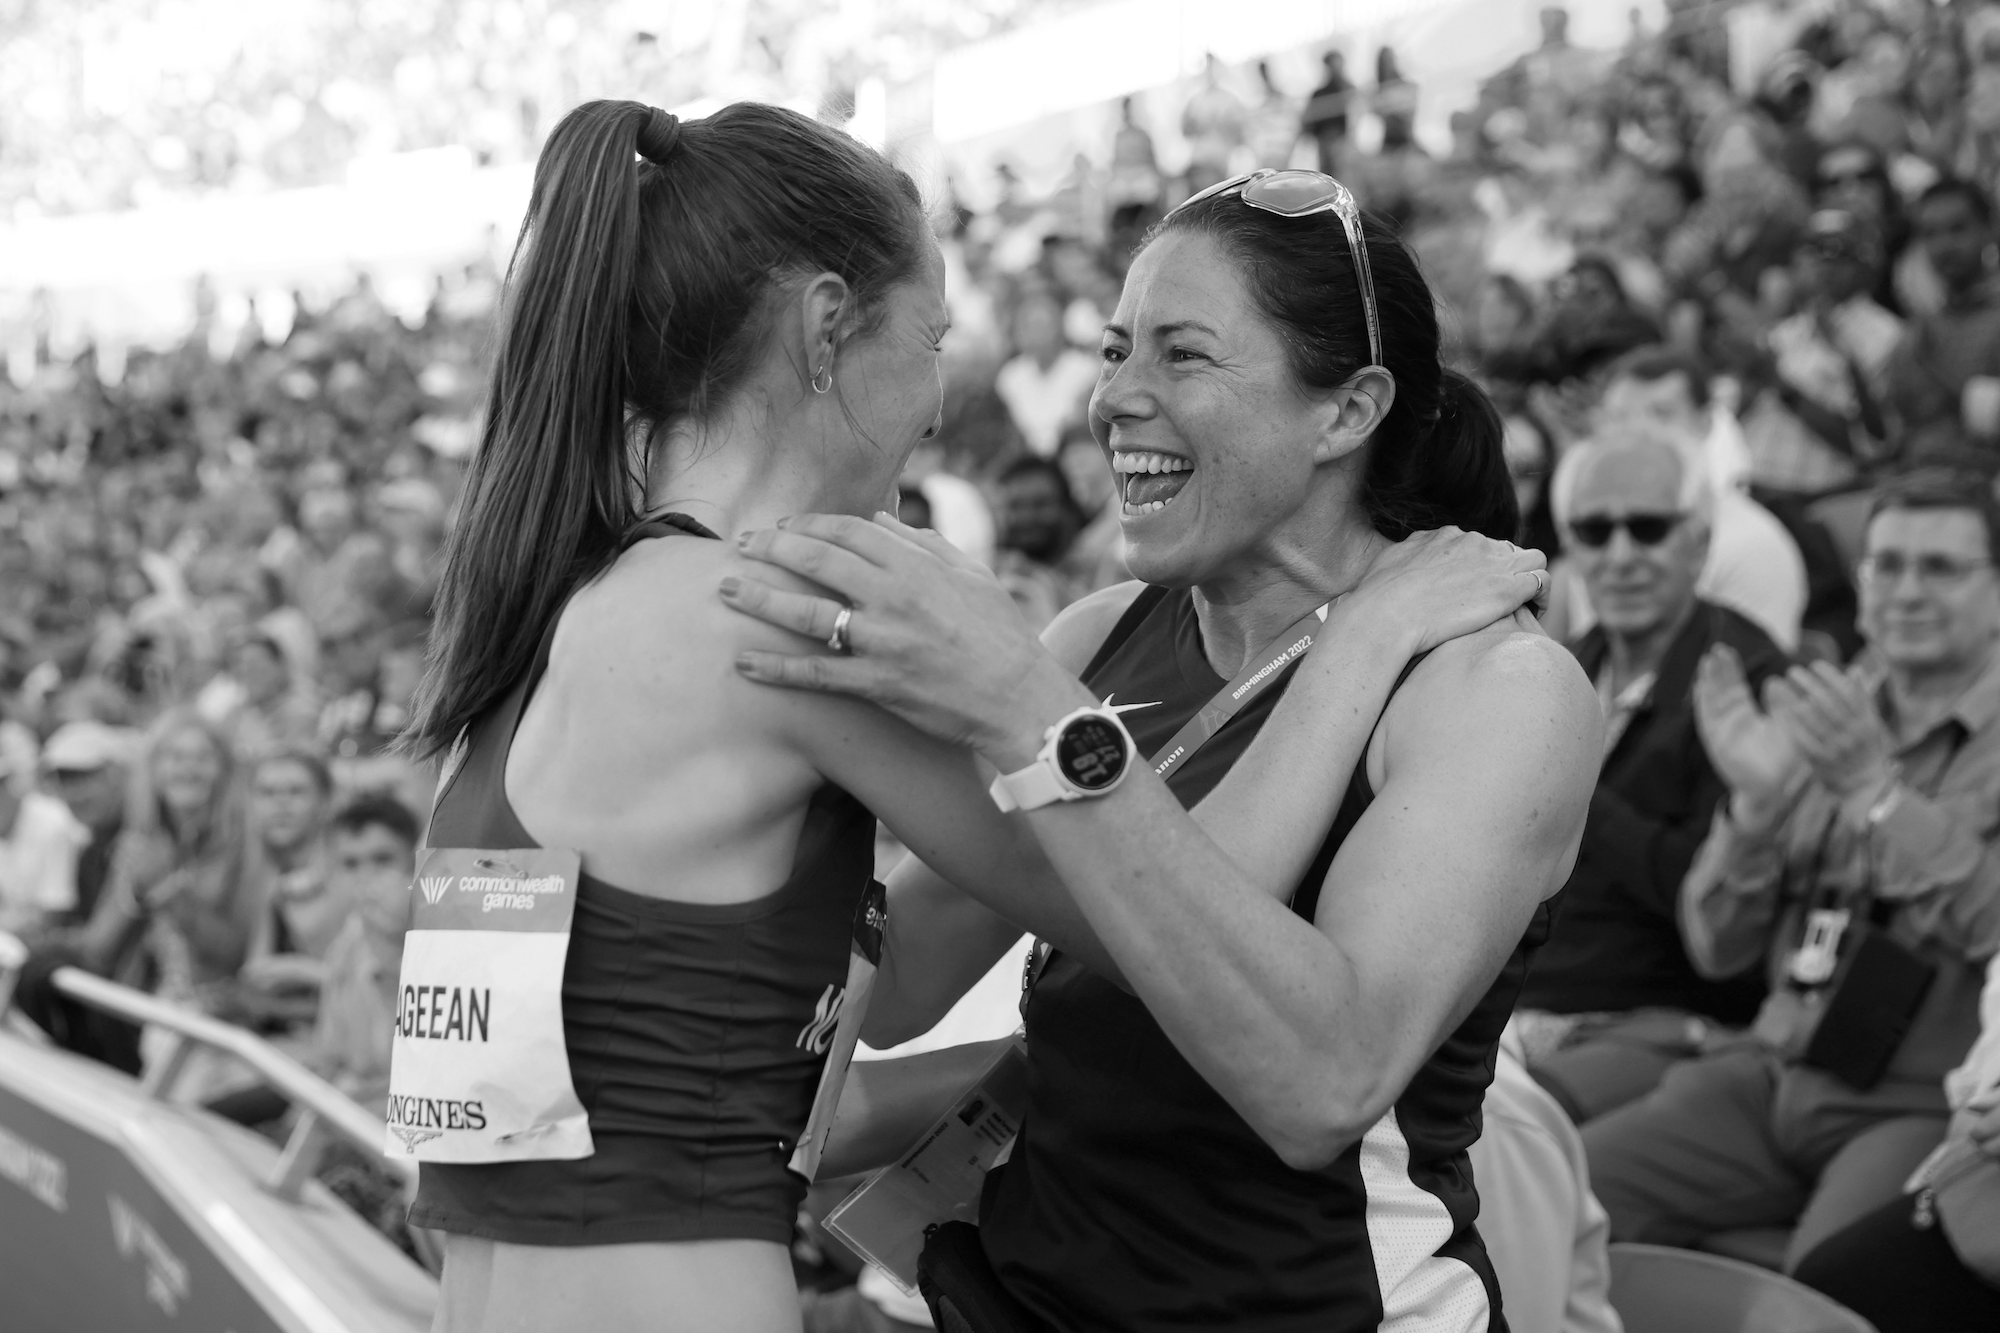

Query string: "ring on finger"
[[1530, 569, 1550, 599], [828, 605, 854, 655]]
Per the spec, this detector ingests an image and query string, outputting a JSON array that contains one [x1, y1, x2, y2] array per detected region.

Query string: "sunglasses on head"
[[1168, 169, 1384, 368], [1569, 513, 1683, 549]]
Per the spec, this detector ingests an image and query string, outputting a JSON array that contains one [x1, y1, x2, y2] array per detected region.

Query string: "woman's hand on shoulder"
[[721, 512, 1092, 757], [1335, 527, 1549, 660]]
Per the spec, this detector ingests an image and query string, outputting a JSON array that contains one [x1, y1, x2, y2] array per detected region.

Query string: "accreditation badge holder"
[[823, 1034, 1030, 1296], [789, 880, 889, 1181], [384, 846, 594, 1163]]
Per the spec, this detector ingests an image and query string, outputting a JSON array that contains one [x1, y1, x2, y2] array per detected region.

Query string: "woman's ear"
[[797, 272, 853, 383], [1312, 367, 1398, 465]]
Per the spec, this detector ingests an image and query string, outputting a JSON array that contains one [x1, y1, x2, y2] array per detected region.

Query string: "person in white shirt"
[[900, 439, 996, 569], [993, 291, 1100, 459], [0, 722, 88, 939], [1558, 347, 1809, 652], [1469, 1026, 1624, 1333], [1743, 210, 1904, 497]]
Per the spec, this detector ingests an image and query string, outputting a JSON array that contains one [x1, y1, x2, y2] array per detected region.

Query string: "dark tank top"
[[979, 585, 1556, 1332], [408, 515, 877, 1246]]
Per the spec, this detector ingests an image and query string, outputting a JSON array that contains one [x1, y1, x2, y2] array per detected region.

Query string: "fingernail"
[[719, 577, 739, 597], [736, 531, 752, 548], [734, 653, 758, 673], [775, 516, 792, 530]]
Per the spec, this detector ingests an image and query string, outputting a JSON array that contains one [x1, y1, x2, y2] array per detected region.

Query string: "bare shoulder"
[[1041, 580, 1148, 675], [1387, 614, 1600, 768], [563, 534, 825, 661]]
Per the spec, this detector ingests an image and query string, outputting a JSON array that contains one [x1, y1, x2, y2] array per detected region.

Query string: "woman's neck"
[[643, 396, 867, 540], [1191, 520, 1390, 679]]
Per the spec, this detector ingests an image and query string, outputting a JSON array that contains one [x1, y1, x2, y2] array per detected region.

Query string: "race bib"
[[384, 846, 594, 1163]]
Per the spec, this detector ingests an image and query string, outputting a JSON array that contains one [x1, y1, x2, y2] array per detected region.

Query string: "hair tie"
[[637, 108, 683, 164]]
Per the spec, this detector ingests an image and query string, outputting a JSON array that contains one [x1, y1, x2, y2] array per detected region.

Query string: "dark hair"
[[329, 793, 421, 851], [1816, 140, 1887, 187], [998, 455, 1077, 505], [896, 485, 932, 531], [1868, 468, 2000, 564], [404, 101, 928, 757], [1147, 196, 1516, 541], [1605, 344, 1711, 408], [254, 749, 332, 795], [1567, 254, 1627, 302], [1917, 177, 1993, 227], [240, 632, 285, 663]]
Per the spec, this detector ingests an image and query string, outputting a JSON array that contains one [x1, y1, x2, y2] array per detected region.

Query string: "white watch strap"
[[989, 759, 1071, 813]]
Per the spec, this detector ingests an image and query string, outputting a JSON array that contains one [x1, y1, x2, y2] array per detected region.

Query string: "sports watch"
[[989, 705, 1137, 812]]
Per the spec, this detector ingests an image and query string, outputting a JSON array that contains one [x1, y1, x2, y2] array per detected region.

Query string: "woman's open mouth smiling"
[[1113, 450, 1194, 514]]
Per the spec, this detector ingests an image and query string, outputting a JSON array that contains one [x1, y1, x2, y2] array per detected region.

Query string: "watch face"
[[1055, 715, 1129, 792]]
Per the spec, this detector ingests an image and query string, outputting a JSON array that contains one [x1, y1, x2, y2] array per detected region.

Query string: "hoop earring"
[[811, 363, 834, 394]]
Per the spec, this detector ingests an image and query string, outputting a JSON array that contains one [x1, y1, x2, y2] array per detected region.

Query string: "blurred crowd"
[[0, 0, 1091, 218], [6, 0, 2000, 1326]]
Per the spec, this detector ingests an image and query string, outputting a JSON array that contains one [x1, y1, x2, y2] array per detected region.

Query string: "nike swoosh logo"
[[1103, 693, 1161, 715]]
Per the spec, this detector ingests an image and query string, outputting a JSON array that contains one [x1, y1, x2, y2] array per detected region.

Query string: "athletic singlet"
[[979, 585, 1557, 1332], [408, 515, 877, 1246]]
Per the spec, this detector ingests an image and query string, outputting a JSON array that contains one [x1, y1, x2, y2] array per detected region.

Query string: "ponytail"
[[1361, 368, 1516, 542], [404, 102, 652, 757], [1146, 200, 1515, 543], [403, 100, 926, 758]]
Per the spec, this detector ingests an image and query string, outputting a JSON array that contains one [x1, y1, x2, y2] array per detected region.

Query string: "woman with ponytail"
[[720, 172, 1602, 1331]]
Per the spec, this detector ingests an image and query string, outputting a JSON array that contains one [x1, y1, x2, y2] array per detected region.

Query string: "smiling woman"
[[719, 168, 1598, 1333]]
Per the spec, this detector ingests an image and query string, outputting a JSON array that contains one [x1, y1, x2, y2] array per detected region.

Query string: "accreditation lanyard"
[[1023, 599, 1331, 1006], [1148, 602, 1332, 781]]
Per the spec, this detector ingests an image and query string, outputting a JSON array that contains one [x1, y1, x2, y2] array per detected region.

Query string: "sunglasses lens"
[[1573, 515, 1678, 548], [1244, 174, 1344, 215], [1571, 519, 1615, 548], [1626, 517, 1677, 544]]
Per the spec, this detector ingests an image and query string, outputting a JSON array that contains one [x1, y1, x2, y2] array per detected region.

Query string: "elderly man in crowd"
[[1589, 346, 1809, 653], [1584, 470, 2000, 1272], [1518, 437, 1790, 1123]]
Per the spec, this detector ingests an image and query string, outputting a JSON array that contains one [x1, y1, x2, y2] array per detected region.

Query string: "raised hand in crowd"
[[1764, 660, 1897, 801], [1691, 641, 1807, 832]]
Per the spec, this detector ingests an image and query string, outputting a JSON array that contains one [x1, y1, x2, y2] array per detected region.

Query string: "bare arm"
[[990, 630, 1597, 1166], [864, 578, 1494, 1048]]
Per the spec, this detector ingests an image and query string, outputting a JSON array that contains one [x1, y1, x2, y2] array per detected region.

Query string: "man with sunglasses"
[[1584, 470, 2000, 1272], [1516, 439, 1789, 1123], [1589, 346, 1809, 653]]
